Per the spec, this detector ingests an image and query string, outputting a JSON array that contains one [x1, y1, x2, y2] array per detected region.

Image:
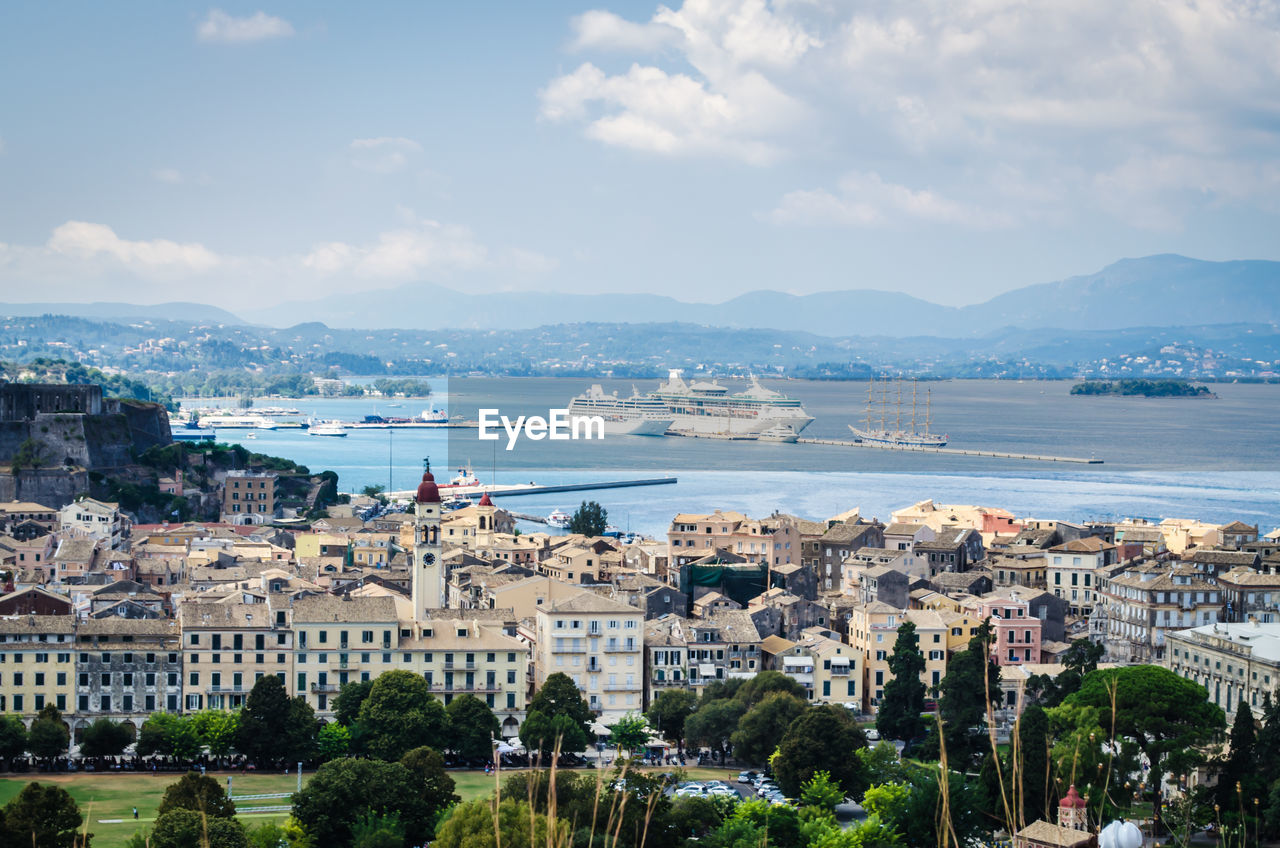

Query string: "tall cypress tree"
[[876, 621, 927, 742], [1018, 703, 1052, 824], [1218, 701, 1259, 811]]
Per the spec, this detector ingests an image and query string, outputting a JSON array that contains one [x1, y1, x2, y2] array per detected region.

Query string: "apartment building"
[[179, 600, 294, 711], [1098, 564, 1223, 663], [534, 591, 643, 721], [1047, 537, 1117, 617], [59, 498, 124, 549], [848, 603, 947, 712], [73, 619, 181, 730], [0, 615, 76, 716], [667, 510, 800, 569], [221, 470, 277, 525], [772, 628, 860, 706], [1165, 620, 1280, 717]]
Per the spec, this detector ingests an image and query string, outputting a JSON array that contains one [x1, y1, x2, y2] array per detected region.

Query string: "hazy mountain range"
[[3, 254, 1277, 338]]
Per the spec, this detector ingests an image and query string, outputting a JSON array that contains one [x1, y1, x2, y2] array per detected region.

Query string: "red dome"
[[478, 491, 493, 507], [415, 471, 441, 504], [1061, 785, 1086, 808]]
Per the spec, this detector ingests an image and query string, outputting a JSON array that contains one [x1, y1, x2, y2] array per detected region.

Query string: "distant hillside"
[[0, 301, 244, 325], [250, 254, 1280, 336]]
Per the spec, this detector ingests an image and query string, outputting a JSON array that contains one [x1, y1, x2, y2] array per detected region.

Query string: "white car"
[[865, 728, 881, 741], [708, 785, 737, 797]]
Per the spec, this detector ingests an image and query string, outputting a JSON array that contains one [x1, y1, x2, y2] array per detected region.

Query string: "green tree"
[[730, 692, 806, 764], [191, 710, 240, 759], [317, 723, 351, 761], [568, 500, 608, 535], [157, 771, 237, 819], [876, 622, 926, 742], [734, 670, 807, 707], [930, 619, 1001, 767], [519, 710, 588, 756], [334, 679, 374, 727], [79, 718, 134, 759], [607, 713, 650, 755], [1217, 700, 1259, 811], [669, 795, 730, 838], [646, 689, 697, 748], [0, 714, 28, 761], [1065, 664, 1226, 833], [894, 768, 987, 848], [1017, 703, 1051, 825], [237, 675, 317, 765], [433, 798, 567, 848], [445, 694, 500, 760], [529, 672, 595, 737], [357, 670, 448, 761], [150, 810, 248, 848], [2, 782, 87, 848], [351, 811, 403, 848], [774, 705, 869, 799], [685, 699, 747, 758], [291, 758, 439, 847], [138, 713, 182, 757], [27, 707, 70, 761], [800, 771, 846, 813], [399, 746, 460, 816]]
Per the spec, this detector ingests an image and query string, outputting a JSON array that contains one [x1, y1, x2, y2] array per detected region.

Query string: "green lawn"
[[0, 766, 740, 848]]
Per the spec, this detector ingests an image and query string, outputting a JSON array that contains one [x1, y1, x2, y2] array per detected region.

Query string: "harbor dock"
[[387, 476, 678, 501], [796, 438, 1103, 464]]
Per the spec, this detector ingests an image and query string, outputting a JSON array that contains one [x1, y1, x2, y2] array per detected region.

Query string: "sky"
[[1, 0, 1278, 315]]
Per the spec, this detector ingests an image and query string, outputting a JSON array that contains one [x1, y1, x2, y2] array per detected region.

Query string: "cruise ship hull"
[[568, 415, 673, 436], [669, 411, 814, 436]]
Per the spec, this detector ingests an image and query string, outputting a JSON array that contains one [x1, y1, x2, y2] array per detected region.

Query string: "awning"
[[698, 663, 716, 677]]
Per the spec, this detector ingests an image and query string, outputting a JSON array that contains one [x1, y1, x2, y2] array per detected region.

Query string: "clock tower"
[[412, 462, 443, 618]]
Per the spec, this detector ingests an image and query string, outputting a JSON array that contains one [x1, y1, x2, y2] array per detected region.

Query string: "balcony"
[[310, 683, 340, 694], [603, 683, 635, 691], [602, 644, 636, 653], [428, 683, 501, 694], [443, 661, 478, 670], [650, 678, 688, 688], [206, 685, 247, 693]]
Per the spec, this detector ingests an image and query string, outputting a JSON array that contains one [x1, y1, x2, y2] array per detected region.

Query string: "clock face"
[[422, 552, 436, 565]]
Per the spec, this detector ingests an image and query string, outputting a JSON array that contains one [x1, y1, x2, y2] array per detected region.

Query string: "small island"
[[1070, 379, 1216, 398]]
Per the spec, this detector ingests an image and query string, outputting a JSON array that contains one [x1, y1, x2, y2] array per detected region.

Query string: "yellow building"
[[0, 615, 76, 717], [178, 600, 294, 711], [848, 603, 947, 712]]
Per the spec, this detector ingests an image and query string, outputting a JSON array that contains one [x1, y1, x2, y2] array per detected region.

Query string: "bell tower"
[[412, 460, 443, 619]]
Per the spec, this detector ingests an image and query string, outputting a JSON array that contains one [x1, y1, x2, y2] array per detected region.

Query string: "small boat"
[[546, 509, 571, 529], [756, 424, 799, 443], [308, 420, 348, 437], [422, 406, 448, 424]]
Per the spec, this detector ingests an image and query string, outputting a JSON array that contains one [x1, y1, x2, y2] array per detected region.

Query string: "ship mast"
[[925, 388, 932, 436], [879, 378, 888, 432], [911, 379, 918, 435], [895, 378, 902, 434], [865, 376, 875, 433]]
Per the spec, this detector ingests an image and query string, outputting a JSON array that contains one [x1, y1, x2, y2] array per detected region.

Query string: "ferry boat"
[[566, 385, 674, 436], [546, 509, 572, 529], [757, 424, 800, 443], [649, 371, 813, 436], [308, 420, 348, 437], [848, 376, 947, 447], [187, 413, 279, 430]]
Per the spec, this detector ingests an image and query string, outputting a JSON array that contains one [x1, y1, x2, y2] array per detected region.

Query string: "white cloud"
[[542, 0, 816, 164], [349, 137, 422, 174], [152, 168, 184, 184], [197, 9, 294, 43], [770, 172, 1013, 229], [301, 215, 554, 280], [47, 221, 221, 273], [547, 0, 1280, 224]]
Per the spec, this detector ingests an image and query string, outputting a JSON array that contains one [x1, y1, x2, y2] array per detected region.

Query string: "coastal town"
[[0, 379, 1277, 846]]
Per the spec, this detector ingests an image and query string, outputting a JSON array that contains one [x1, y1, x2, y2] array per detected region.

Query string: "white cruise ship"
[[566, 385, 674, 436], [649, 371, 813, 437]]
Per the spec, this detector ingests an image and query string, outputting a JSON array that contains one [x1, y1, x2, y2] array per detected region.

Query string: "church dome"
[[415, 471, 441, 504]]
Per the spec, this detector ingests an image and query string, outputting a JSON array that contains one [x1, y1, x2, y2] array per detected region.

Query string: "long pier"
[[387, 476, 678, 501], [796, 438, 1103, 464]]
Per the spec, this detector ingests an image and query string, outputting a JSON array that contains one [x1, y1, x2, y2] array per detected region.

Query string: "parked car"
[[737, 771, 757, 783], [864, 728, 881, 742]]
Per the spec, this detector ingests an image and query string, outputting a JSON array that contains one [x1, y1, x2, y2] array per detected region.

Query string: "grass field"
[[0, 766, 740, 848]]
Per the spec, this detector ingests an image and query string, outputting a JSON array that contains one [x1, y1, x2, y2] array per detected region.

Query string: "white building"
[[534, 591, 643, 721], [59, 498, 124, 548]]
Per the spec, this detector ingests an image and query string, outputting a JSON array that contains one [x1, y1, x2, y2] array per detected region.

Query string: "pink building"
[[971, 593, 1042, 666]]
